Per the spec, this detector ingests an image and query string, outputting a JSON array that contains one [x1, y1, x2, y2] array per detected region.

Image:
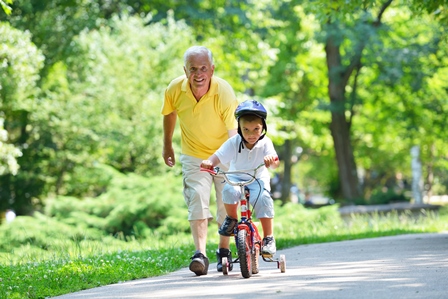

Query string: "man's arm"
[[163, 112, 177, 167], [228, 128, 237, 138]]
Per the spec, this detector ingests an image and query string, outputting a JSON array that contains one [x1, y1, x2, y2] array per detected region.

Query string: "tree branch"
[[375, 0, 394, 26], [342, 0, 394, 86]]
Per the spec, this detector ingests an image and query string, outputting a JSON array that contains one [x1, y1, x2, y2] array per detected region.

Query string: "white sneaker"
[[261, 236, 276, 256]]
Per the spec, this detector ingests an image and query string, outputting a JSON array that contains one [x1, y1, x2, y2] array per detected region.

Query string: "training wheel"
[[279, 254, 286, 273], [222, 257, 229, 275]]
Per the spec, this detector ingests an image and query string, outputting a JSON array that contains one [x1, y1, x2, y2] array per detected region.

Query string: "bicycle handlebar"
[[200, 157, 278, 187], [201, 163, 265, 187]]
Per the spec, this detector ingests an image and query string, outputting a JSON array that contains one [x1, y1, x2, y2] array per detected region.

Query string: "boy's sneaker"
[[216, 248, 233, 272], [261, 236, 276, 257], [218, 216, 237, 236], [189, 252, 209, 276]]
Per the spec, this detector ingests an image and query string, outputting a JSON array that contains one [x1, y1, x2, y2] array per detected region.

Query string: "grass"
[[1, 203, 447, 299]]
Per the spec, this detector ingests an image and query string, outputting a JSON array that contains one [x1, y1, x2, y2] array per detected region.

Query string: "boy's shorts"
[[180, 154, 228, 224], [222, 180, 275, 218]]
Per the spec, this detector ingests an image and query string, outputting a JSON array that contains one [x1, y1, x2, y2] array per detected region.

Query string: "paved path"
[[54, 233, 448, 299]]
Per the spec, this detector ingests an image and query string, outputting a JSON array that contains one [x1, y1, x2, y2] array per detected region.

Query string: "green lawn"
[[1, 203, 447, 299]]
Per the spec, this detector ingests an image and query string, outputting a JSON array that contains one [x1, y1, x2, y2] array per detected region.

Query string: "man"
[[161, 46, 238, 276]]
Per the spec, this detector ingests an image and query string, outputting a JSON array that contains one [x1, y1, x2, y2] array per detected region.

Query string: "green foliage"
[[0, 118, 21, 175], [0, 212, 106, 254], [355, 189, 410, 205], [0, 245, 192, 299], [0, 0, 13, 15], [0, 22, 43, 110], [63, 13, 191, 175], [0, 21, 44, 212], [1, 1, 447, 216], [45, 167, 189, 237], [1, 13, 192, 213]]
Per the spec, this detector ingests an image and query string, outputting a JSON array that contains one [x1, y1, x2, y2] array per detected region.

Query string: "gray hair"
[[183, 46, 214, 66]]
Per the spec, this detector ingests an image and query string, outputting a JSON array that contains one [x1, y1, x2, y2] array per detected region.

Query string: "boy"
[[201, 100, 280, 257]]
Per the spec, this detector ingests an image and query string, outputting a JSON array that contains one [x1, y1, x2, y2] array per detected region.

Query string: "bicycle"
[[201, 162, 286, 278]]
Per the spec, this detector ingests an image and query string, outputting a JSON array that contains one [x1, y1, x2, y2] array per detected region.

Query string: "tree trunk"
[[281, 139, 293, 205], [329, 110, 360, 201], [325, 32, 361, 202]]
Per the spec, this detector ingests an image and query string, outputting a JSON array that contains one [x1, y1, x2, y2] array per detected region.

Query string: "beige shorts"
[[180, 154, 228, 224]]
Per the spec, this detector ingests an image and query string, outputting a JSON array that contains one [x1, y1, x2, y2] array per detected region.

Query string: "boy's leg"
[[249, 183, 276, 257], [219, 184, 240, 236], [260, 217, 274, 237], [224, 203, 239, 219], [260, 217, 276, 256]]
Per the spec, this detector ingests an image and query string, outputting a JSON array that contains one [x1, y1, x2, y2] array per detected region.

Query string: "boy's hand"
[[264, 155, 279, 169], [200, 160, 214, 170]]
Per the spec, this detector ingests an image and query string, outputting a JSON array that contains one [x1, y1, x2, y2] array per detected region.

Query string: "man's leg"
[[180, 155, 213, 275], [190, 219, 208, 254], [214, 171, 233, 271], [215, 175, 231, 249]]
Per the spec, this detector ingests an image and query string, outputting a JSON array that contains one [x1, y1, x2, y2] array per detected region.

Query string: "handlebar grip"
[[200, 167, 217, 175]]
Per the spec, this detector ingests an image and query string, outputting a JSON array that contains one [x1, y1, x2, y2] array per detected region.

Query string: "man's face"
[[184, 53, 215, 90]]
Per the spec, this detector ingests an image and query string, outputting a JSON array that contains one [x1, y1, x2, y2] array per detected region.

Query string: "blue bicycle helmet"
[[235, 100, 267, 120], [235, 100, 268, 152]]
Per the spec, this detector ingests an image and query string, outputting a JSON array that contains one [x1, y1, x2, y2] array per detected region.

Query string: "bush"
[[45, 169, 189, 238], [355, 189, 410, 205], [0, 212, 105, 253]]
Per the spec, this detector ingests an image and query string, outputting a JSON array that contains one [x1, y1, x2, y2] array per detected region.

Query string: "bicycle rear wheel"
[[237, 229, 252, 278]]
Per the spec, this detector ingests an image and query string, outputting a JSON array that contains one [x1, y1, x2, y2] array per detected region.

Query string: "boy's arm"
[[264, 155, 280, 169]]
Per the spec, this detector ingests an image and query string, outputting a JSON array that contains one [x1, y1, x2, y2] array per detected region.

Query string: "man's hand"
[[162, 146, 175, 167], [200, 160, 214, 170]]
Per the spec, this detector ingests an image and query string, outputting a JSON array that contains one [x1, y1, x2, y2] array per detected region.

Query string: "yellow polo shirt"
[[162, 75, 238, 159]]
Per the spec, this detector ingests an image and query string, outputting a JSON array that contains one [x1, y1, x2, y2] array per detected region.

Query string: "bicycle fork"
[[235, 187, 261, 254]]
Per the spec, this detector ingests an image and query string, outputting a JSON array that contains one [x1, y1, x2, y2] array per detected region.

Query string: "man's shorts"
[[180, 154, 228, 224]]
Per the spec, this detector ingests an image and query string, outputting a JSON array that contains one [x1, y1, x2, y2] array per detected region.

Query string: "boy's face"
[[240, 118, 263, 145]]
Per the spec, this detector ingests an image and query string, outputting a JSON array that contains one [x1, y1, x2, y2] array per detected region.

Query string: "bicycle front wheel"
[[237, 229, 252, 278]]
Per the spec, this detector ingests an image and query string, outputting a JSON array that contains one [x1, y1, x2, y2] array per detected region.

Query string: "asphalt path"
[[54, 232, 448, 299]]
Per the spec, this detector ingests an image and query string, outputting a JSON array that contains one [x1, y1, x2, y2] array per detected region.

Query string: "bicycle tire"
[[251, 243, 260, 274], [237, 229, 252, 278], [279, 254, 286, 273], [222, 257, 229, 275]]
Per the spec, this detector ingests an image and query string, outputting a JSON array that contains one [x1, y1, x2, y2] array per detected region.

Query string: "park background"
[[0, 1, 447, 298]]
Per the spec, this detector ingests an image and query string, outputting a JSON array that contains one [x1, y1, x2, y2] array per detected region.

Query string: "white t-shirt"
[[214, 134, 277, 187]]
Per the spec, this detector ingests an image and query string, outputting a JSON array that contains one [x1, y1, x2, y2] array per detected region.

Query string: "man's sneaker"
[[218, 216, 237, 236], [189, 252, 209, 276], [216, 248, 233, 272], [261, 236, 276, 257]]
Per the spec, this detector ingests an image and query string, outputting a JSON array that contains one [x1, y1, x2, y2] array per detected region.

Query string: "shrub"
[[45, 170, 189, 238]]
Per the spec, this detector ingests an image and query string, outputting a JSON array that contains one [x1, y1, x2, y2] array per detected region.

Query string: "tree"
[[30, 14, 195, 199], [0, 22, 44, 213], [0, 0, 12, 15], [300, 0, 448, 202]]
